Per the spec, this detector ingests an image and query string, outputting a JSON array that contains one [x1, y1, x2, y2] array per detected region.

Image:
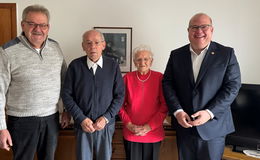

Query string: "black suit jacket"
[[162, 41, 241, 140]]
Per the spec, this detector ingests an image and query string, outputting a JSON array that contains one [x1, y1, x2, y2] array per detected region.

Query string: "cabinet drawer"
[[112, 143, 126, 159]]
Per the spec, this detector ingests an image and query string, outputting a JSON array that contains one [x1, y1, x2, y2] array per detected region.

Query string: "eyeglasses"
[[23, 21, 49, 30], [84, 41, 104, 46], [189, 24, 212, 31], [135, 57, 152, 63]]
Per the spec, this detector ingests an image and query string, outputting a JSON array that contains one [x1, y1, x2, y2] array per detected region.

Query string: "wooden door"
[[0, 3, 17, 46], [0, 4, 17, 158]]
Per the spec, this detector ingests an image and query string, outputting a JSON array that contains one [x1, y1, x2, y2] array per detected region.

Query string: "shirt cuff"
[[173, 109, 184, 117], [206, 109, 214, 119], [103, 116, 109, 124]]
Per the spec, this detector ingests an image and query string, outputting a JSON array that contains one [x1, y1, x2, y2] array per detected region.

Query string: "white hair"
[[133, 44, 153, 60]]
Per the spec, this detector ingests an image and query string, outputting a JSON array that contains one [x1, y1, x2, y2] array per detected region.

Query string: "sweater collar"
[[19, 32, 48, 51]]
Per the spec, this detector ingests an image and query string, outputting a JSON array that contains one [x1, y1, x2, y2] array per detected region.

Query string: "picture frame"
[[94, 27, 132, 72]]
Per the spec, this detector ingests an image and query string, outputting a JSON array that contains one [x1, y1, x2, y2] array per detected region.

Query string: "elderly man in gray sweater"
[[0, 4, 70, 160]]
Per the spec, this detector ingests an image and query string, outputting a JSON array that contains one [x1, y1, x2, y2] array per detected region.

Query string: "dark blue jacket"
[[61, 56, 125, 127], [162, 41, 241, 140]]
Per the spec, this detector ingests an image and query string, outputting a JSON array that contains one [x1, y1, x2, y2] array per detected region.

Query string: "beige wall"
[[1, 0, 260, 83]]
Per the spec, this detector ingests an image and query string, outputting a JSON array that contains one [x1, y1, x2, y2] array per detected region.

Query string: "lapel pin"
[[211, 52, 215, 55]]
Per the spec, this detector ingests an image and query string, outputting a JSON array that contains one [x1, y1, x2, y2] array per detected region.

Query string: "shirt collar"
[[189, 43, 210, 56], [87, 56, 103, 69]]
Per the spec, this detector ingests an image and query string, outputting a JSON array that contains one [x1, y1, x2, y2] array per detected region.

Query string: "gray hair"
[[22, 4, 50, 23], [82, 29, 105, 42], [188, 12, 213, 27], [133, 44, 154, 60]]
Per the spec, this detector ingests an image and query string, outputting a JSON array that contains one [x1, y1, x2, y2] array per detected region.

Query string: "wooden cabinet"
[[111, 127, 125, 159], [55, 130, 76, 160], [159, 130, 178, 160], [0, 149, 12, 160]]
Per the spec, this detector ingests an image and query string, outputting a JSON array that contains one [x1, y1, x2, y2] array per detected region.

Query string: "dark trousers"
[[176, 129, 225, 160], [123, 139, 161, 160], [7, 112, 59, 160], [75, 123, 115, 160]]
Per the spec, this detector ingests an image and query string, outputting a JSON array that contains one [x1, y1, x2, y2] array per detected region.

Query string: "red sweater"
[[119, 70, 168, 143]]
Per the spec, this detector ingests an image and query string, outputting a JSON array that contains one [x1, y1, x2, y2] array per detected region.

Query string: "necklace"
[[136, 70, 151, 82]]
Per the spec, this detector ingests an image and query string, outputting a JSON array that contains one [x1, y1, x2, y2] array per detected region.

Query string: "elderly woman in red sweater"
[[118, 45, 168, 160]]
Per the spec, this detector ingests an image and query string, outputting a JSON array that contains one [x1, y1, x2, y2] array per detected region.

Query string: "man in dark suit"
[[162, 13, 241, 160]]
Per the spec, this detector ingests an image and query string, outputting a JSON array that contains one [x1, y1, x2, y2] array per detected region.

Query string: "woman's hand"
[[126, 122, 151, 136]]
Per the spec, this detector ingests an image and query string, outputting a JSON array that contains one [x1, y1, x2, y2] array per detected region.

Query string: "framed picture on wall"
[[94, 27, 132, 72]]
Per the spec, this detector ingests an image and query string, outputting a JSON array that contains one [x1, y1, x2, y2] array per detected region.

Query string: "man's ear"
[[210, 26, 214, 33], [102, 41, 106, 50], [21, 21, 25, 29], [82, 42, 86, 51]]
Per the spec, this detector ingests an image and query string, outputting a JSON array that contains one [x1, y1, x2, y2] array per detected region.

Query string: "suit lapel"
[[195, 42, 216, 87], [182, 46, 195, 87]]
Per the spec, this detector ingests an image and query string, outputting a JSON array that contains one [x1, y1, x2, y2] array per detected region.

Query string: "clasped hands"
[[81, 117, 107, 133], [126, 122, 151, 136], [176, 110, 211, 128]]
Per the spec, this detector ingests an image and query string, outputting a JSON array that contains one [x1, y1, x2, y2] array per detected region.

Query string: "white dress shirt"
[[87, 56, 103, 75], [174, 44, 214, 119], [190, 45, 207, 82]]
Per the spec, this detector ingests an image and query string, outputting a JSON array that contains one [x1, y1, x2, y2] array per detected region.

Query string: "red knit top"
[[118, 70, 168, 143]]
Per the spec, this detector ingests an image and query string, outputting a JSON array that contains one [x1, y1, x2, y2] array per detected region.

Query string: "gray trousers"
[[75, 123, 115, 160]]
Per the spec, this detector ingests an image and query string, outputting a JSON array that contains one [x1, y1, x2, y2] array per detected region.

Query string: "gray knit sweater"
[[0, 34, 67, 130]]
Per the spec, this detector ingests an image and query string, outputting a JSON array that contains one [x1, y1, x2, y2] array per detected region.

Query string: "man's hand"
[[176, 111, 193, 128], [93, 116, 107, 131], [81, 118, 95, 133], [60, 112, 71, 129], [189, 110, 211, 126], [0, 129, 12, 151]]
